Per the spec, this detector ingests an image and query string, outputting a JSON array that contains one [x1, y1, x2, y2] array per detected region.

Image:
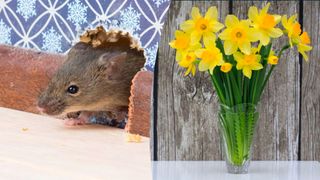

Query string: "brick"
[[0, 45, 64, 113], [127, 71, 153, 137]]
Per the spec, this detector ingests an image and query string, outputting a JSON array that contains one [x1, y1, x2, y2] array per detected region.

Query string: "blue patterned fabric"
[[0, 0, 170, 71]]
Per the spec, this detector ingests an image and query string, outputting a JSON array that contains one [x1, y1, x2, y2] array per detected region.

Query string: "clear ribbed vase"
[[218, 103, 259, 174]]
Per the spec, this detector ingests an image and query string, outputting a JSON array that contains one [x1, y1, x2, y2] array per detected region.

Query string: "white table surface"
[[1, 107, 319, 179], [152, 161, 320, 180], [0, 107, 151, 180]]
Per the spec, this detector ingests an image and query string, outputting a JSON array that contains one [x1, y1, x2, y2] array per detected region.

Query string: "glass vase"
[[218, 103, 259, 174]]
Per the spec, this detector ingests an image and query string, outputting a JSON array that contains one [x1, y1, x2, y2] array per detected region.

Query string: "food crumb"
[[126, 133, 142, 143], [21, 128, 28, 131]]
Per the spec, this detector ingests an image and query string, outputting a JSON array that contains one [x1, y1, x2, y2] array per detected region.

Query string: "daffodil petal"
[[248, 6, 258, 21], [281, 15, 288, 28], [189, 43, 202, 51], [236, 61, 244, 70], [175, 30, 184, 38], [260, 33, 270, 46], [184, 65, 192, 76], [211, 21, 225, 32], [203, 33, 216, 48], [179, 59, 190, 67], [191, 65, 196, 76], [243, 67, 252, 79], [241, 19, 252, 27], [216, 53, 224, 66], [289, 14, 297, 23], [209, 62, 218, 71], [261, 3, 270, 15], [225, 15, 239, 28], [218, 29, 231, 40], [301, 52, 309, 61], [239, 42, 251, 55], [247, 29, 261, 42], [195, 49, 205, 58], [190, 32, 202, 44], [191, 7, 201, 20], [224, 40, 238, 55], [273, 15, 281, 24], [205, 6, 218, 20], [198, 61, 208, 71], [269, 28, 283, 38], [250, 62, 263, 70], [298, 43, 312, 61], [233, 52, 243, 62], [209, 68, 214, 74], [169, 40, 176, 48], [180, 20, 194, 32], [176, 51, 183, 61], [299, 44, 313, 51]]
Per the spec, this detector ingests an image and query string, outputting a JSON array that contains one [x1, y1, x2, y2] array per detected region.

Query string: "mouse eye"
[[67, 85, 79, 94]]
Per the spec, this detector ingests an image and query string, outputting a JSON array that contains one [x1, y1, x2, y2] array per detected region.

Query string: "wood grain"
[[155, 1, 308, 160], [156, 1, 229, 160], [301, 1, 320, 161], [232, 1, 300, 161]]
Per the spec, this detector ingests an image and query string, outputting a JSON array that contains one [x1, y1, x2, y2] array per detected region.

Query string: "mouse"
[[37, 26, 145, 126]]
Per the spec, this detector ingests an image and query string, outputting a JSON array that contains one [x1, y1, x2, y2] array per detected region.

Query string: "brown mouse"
[[37, 27, 145, 125]]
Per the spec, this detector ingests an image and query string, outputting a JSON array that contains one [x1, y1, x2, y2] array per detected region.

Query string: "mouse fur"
[[37, 27, 145, 122]]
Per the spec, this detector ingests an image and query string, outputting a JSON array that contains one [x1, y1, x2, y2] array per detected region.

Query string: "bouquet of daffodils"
[[169, 3, 312, 173], [169, 3, 312, 107]]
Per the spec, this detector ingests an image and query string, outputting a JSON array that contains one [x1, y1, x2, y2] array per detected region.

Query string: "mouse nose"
[[37, 106, 46, 113], [37, 100, 48, 114]]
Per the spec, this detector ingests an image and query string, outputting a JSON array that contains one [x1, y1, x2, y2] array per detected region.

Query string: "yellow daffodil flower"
[[281, 15, 312, 61], [221, 63, 232, 73], [248, 3, 283, 45], [281, 15, 301, 47], [234, 52, 263, 78], [267, 51, 278, 65], [268, 55, 278, 65], [178, 51, 197, 76], [169, 30, 201, 61], [297, 32, 312, 61], [219, 15, 259, 55], [180, 6, 224, 47], [195, 41, 224, 74], [169, 30, 191, 50]]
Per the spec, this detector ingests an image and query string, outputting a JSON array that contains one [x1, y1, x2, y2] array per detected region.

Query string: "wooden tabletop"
[[0, 107, 151, 180]]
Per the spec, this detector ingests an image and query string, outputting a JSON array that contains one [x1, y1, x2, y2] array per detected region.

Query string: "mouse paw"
[[64, 117, 89, 126]]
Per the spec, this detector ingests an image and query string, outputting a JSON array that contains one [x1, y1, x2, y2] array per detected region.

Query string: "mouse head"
[[37, 44, 142, 116]]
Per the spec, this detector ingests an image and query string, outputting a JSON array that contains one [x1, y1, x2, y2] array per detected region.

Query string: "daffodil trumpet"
[[169, 3, 313, 174]]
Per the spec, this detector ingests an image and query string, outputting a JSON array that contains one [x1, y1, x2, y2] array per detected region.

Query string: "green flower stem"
[[226, 74, 235, 106], [228, 73, 242, 105], [219, 104, 259, 166], [250, 44, 271, 105], [210, 71, 226, 104], [243, 76, 249, 103]]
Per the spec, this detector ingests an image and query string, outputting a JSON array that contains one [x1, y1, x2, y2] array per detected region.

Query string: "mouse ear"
[[98, 52, 127, 80]]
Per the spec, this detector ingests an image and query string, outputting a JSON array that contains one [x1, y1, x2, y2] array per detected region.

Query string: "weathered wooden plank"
[[301, 1, 320, 161], [155, 1, 305, 160], [156, 0, 229, 160], [232, 1, 300, 160]]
